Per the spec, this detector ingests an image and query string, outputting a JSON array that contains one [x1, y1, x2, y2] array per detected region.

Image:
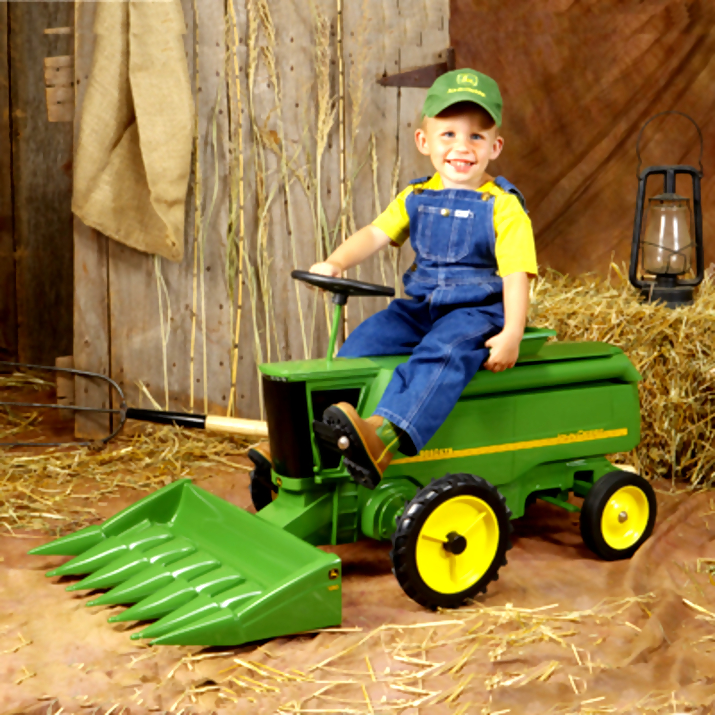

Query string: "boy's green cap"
[[422, 69, 502, 126]]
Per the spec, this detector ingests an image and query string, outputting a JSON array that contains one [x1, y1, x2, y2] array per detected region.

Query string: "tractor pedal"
[[343, 457, 380, 490]]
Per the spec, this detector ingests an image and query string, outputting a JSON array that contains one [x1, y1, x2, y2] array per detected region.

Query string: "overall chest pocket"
[[412, 203, 477, 262]]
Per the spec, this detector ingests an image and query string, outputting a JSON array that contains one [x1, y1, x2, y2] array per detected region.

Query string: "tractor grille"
[[262, 376, 313, 479]]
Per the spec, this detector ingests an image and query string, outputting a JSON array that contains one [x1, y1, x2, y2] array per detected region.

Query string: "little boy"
[[252, 69, 537, 490]]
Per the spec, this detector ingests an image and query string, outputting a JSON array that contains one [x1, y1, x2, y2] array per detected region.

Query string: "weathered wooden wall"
[[7, 4, 74, 364], [452, 0, 715, 277], [0, 5, 14, 362], [73, 0, 450, 424]]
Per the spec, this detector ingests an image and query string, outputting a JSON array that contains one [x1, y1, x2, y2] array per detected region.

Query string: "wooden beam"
[[0, 3, 16, 361], [8, 2, 74, 364], [73, 2, 110, 439]]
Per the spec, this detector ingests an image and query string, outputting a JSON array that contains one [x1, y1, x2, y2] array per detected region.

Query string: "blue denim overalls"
[[339, 175, 527, 455]]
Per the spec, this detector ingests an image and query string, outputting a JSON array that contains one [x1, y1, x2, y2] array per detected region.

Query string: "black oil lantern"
[[629, 111, 705, 308]]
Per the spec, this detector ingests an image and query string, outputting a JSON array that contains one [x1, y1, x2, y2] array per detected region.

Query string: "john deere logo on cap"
[[421, 68, 503, 125], [457, 73, 479, 88]]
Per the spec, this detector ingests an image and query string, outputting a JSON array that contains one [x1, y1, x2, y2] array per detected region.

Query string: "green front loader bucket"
[[29, 480, 342, 646]]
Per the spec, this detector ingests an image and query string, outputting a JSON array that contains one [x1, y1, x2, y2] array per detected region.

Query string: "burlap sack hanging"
[[72, 0, 193, 262]]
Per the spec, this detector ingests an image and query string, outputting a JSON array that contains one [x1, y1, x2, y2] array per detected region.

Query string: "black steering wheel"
[[291, 270, 395, 304]]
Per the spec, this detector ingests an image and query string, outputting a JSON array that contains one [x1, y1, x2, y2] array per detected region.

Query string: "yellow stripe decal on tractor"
[[391, 428, 629, 466]]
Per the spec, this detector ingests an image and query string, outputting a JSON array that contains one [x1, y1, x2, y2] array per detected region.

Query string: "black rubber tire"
[[580, 471, 657, 561], [390, 473, 512, 610]]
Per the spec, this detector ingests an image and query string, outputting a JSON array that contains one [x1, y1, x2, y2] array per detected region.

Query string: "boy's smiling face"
[[415, 102, 504, 190]]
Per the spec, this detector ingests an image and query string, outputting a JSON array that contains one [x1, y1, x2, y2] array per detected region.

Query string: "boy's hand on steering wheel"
[[309, 262, 342, 278], [484, 329, 521, 373]]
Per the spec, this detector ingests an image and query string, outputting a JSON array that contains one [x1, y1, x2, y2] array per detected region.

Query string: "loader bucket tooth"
[[89, 553, 220, 608], [117, 565, 244, 627], [46, 521, 172, 577], [135, 591, 236, 641], [105, 556, 224, 619], [34, 481, 191, 562], [137, 582, 261, 645], [86, 562, 171, 606], [32, 480, 342, 646], [151, 560, 342, 646], [28, 524, 106, 557], [68, 537, 196, 593]]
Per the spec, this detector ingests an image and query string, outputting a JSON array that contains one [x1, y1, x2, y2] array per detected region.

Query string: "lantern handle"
[[635, 111, 704, 177]]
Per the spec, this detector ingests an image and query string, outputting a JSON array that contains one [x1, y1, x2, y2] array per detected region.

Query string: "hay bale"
[[530, 265, 715, 486]]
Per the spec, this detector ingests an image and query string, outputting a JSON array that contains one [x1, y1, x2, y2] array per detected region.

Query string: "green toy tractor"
[[30, 272, 656, 647]]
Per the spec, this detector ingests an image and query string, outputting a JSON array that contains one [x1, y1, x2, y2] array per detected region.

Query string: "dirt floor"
[[3, 384, 715, 714]]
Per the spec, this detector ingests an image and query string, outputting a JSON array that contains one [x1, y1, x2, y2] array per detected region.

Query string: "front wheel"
[[390, 473, 512, 610], [580, 471, 657, 560]]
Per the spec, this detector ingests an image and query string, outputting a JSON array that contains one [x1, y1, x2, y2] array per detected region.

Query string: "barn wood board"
[[342, 0, 448, 333], [73, 2, 111, 439], [259, 0, 335, 366], [342, 0, 400, 331], [106, 0, 230, 418], [224, 0, 260, 418], [0, 4, 16, 361], [9, 3, 74, 365]]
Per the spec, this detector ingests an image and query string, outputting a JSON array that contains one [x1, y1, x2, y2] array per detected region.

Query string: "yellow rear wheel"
[[601, 485, 651, 551], [391, 474, 512, 610], [580, 471, 656, 560]]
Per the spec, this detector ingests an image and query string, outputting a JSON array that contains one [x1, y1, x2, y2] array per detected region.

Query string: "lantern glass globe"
[[642, 195, 693, 276]]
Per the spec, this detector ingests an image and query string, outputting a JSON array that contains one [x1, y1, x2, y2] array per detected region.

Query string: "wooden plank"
[[44, 55, 74, 69], [9, 2, 74, 364], [0, 3, 16, 361], [394, 0, 445, 280], [184, 0, 231, 415], [73, 1, 111, 439], [44, 55, 75, 120], [44, 66, 74, 86], [254, 0, 342, 369], [342, 0, 448, 333], [225, 0, 260, 418], [342, 0, 401, 330], [45, 87, 75, 122], [55, 354, 74, 425]]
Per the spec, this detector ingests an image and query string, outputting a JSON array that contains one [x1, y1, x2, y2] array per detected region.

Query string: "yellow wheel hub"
[[601, 485, 650, 551], [415, 495, 500, 594]]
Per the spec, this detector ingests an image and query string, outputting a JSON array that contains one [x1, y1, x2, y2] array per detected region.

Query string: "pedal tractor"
[[31, 271, 656, 646]]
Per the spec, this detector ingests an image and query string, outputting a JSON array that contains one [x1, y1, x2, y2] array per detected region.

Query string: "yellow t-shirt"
[[372, 174, 538, 277]]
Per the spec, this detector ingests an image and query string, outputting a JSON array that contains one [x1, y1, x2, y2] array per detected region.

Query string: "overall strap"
[[493, 176, 528, 212], [409, 175, 433, 186]]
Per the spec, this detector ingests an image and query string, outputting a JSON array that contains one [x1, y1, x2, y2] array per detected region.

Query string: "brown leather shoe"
[[322, 402, 397, 489], [248, 441, 272, 472]]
